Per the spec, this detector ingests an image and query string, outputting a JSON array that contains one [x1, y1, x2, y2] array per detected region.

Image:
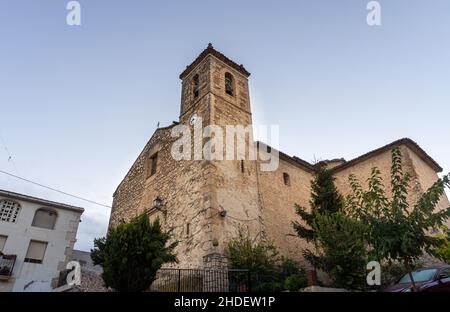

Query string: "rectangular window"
[[283, 172, 291, 186], [0, 235, 7, 252], [148, 153, 158, 177], [24, 240, 47, 264], [186, 223, 190, 238]]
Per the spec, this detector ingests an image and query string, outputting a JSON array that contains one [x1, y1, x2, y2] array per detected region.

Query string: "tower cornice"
[[179, 43, 251, 80]]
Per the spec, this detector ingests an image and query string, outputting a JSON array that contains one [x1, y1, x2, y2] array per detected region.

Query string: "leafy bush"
[[432, 228, 450, 264], [253, 281, 283, 292], [304, 212, 369, 290], [91, 213, 177, 292], [226, 226, 278, 276], [227, 228, 307, 292], [284, 273, 307, 292]]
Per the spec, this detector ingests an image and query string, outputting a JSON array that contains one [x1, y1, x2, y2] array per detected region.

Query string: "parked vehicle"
[[381, 265, 450, 292]]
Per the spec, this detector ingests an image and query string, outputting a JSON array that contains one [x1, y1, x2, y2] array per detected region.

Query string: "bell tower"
[[178, 45, 262, 266], [179, 43, 252, 128]]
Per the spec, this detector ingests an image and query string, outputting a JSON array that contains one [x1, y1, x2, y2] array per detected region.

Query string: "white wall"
[[0, 197, 82, 292]]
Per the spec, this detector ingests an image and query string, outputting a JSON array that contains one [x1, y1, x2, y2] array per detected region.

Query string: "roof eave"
[[0, 189, 85, 213], [330, 138, 443, 174], [179, 44, 251, 80]]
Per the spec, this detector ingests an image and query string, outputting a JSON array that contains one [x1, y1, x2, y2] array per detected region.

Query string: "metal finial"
[[207, 43, 213, 49]]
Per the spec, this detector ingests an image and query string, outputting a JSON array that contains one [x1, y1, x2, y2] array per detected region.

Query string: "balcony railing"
[[0, 254, 16, 280]]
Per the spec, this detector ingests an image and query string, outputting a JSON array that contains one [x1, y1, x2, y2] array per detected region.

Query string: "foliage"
[[345, 147, 450, 290], [304, 212, 369, 290], [252, 281, 284, 292], [293, 165, 344, 242], [278, 258, 307, 291], [432, 227, 450, 264], [226, 226, 279, 276], [250, 259, 307, 292], [279, 258, 304, 277], [292, 165, 367, 290], [284, 273, 307, 292], [91, 213, 177, 292], [227, 228, 307, 291]]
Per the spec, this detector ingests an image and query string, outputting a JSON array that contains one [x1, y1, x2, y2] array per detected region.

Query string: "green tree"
[[293, 165, 344, 242], [91, 213, 177, 292], [292, 165, 368, 289], [346, 147, 450, 291], [303, 212, 369, 290]]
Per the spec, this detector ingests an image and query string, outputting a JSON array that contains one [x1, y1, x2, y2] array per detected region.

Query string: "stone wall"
[[406, 146, 450, 228], [257, 157, 315, 267], [333, 145, 449, 217], [111, 124, 216, 268], [333, 145, 414, 199]]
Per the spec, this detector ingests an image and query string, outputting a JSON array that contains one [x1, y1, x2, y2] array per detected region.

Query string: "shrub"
[[91, 213, 177, 292], [227, 228, 307, 292], [284, 273, 307, 292]]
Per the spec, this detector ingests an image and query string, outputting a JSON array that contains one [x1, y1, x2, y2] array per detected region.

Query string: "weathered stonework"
[[109, 45, 450, 269]]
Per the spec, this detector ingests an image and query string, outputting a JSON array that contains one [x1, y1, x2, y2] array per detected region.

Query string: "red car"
[[382, 265, 450, 292]]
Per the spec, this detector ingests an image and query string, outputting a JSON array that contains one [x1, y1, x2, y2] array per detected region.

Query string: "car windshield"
[[398, 269, 438, 283]]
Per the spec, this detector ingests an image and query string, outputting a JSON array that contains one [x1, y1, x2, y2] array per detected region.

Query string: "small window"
[[0, 200, 21, 223], [24, 241, 48, 264], [0, 235, 7, 252], [225, 72, 234, 96], [192, 74, 200, 98], [147, 153, 158, 178], [283, 172, 290, 186], [240, 160, 245, 173], [186, 223, 190, 238], [32, 208, 57, 230]]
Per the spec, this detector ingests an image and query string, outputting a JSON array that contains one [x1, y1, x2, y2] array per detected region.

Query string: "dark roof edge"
[[0, 189, 85, 213], [330, 138, 443, 173], [179, 43, 251, 80], [256, 141, 315, 173]]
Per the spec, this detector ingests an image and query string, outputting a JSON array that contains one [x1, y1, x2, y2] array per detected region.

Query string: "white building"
[[0, 189, 84, 292]]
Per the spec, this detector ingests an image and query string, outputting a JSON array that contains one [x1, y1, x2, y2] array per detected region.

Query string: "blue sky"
[[0, 1, 449, 251]]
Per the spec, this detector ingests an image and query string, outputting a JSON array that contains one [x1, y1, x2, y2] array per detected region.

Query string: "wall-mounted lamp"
[[153, 196, 163, 209], [152, 196, 166, 215]]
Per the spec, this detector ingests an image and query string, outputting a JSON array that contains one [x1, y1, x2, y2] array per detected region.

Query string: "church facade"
[[108, 45, 449, 269]]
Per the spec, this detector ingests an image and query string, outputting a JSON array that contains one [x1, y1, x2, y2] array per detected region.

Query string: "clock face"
[[189, 113, 198, 126]]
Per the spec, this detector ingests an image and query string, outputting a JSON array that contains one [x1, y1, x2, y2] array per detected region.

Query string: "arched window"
[[225, 72, 234, 96], [192, 74, 200, 98], [32, 208, 57, 230], [283, 172, 291, 186], [0, 200, 21, 223]]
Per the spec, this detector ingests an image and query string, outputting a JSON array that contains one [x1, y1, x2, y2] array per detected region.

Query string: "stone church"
[[109, 44, 449, 269]]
